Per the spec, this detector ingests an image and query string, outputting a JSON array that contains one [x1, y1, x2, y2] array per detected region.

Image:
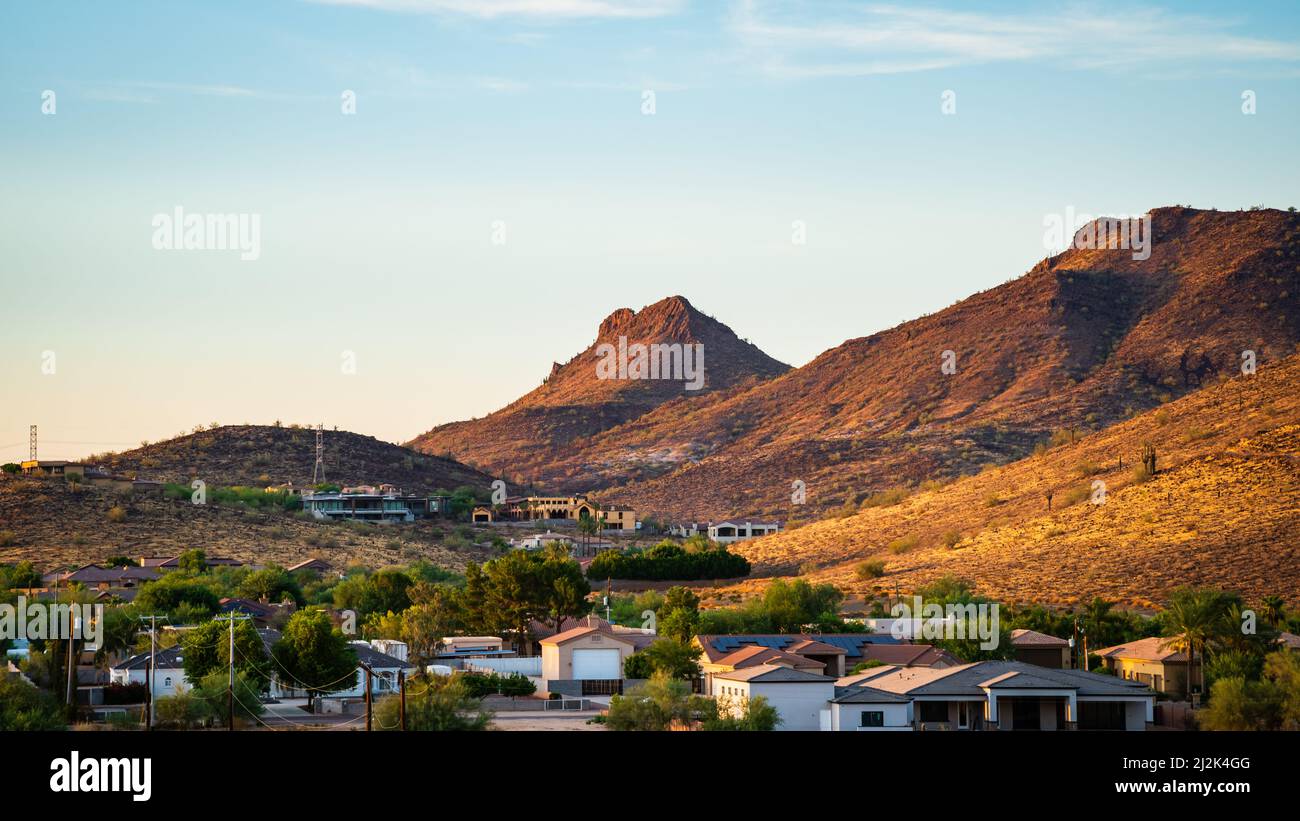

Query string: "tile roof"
[[694, 633, 901, 663], [539, 625, 637, 648], [1010, 628, 1070, 647], [860, 660, 1152, 698], [713, 645, 826, 671], [831, 685, 912, 704], [712, 664, 836, 684], [1093, 636, 1189, 663]]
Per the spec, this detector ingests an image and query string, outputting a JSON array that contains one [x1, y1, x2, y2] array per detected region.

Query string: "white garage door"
[[572, 648, 620, 680]]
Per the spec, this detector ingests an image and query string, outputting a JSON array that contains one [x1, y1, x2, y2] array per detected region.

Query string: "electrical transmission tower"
[[311, 424, 326, 484], [29, 424, 37, 461]]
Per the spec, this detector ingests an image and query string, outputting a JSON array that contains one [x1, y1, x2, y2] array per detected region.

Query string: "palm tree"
[[1162, 587, 1231, 702], [1260, 595, 1286, 627]]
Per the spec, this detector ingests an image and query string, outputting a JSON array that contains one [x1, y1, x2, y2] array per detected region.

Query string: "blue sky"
[[2, 0, 1299, 460]]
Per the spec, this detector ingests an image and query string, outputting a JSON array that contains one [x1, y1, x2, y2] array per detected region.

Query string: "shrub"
[[0, 530, 16, 547], [1132, 464, 1154, 484], [940, 530, 963, 549], [856, 560, 887, 579], [587, 542, 750, 581], [887, 534, 918, 554], [861, 486, 910, 509], [107, 506, 127, 523]]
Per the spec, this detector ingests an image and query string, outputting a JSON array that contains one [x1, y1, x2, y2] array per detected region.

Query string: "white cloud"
[[728, 1, 1300, 78], [307, 0, 685, 19]]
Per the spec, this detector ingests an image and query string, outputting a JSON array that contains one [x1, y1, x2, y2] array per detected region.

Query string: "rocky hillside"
[[589, 206, 1299, 519], [407, 295, 790, 486], [96, 425, 494, 493], [0, 476, 493, 572], [725, 352, 1300, 608]]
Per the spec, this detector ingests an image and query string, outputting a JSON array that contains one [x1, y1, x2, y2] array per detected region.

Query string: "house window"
[[164, 677, 172, 687], [918, 701, 948, 723], [860, 711, 885, 727]]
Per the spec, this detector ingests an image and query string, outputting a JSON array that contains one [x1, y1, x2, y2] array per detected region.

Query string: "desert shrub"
[[940, 530, 963, 549], [861, 486, 910, 509], [1074, 461, 1103, 478], [1132, 464, 1154, 484], [0, 530, 16, 547], [887, 534, 919, 554], [856, 560, 887, 579], [983, 492, 1005, 507], [1062, 486, 1091, 506], [107, 506, 127, 523]]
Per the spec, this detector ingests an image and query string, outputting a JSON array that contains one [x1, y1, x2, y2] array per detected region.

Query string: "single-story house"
[[707, 521, 781, 544], [835, 660, 1155, 731], [1010, 628, 1071, 669], [42, 564, 161, 590]]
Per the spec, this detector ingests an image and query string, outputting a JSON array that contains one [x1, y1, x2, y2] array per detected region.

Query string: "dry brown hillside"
[[0, 477, 494, 572], [407, 295, 789, 485], [599, 207, 1300, 519], [98, 424, 494, 493], [726, 353, 1300, 609]]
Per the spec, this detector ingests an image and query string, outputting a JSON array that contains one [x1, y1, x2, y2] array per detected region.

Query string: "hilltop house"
[[301, 486, 449, 523], [670, 521, 782, 543], [472, 494, 636, 531]]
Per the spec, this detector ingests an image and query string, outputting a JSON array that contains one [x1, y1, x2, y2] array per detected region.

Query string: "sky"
[[2, 0, 1299, 461]]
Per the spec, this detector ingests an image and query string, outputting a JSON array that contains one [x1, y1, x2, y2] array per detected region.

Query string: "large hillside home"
[[1093, 637, 1200, 699], [471, 494, 636, 531], [302, 486, 446, 523], [708, 521, 781, 544]]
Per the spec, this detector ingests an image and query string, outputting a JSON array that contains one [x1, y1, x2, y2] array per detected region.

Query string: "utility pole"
[[139, 614, 163, 730], [29, 424, 37, 462], [213, 612, 251, 730], [359, 662, 373, 731], [398, 669, 406, 731], [65, 607, 77, 708]]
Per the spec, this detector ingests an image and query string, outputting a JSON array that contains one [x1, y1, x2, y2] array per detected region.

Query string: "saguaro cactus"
[[1140, 442, 1157, 476]]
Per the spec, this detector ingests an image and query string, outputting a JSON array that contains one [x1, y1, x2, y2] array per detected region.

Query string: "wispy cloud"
[[728, 1, 1300, 78], [307, 0, 685, 19]]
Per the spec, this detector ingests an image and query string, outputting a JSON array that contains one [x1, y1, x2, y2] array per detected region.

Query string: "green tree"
[[542, 555, 591, 636], [636, 638, 702, 680], [606, 672, 694, 731], [237, 565, 303, 605], [190, 670, 265, 726], [701, 693, 781, 731], [1162, 587, 1233, 701], [271, 610, 358, 710], [0, 673, 66, 730], [181, 618, 271, 689], [176, 549, 207, 575], [374, 674, 491, 731]]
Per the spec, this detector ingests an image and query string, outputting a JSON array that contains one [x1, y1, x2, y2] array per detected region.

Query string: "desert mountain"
[[95, 424, 493, 493], [571, 207, 1298, 518], [724, 351, 1300, 609], [407, 295, 790, 483]]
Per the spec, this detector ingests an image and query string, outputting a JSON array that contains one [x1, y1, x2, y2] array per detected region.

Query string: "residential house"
[[831, 661, 1155, 730], [1093, 637, 1199, 698], [42, 564, 161, 591], [713, 665, 837, 731], [471, 494, 636, 531], [707, 521, 781, 544], [1010, 629, 1072, 669], [218, 597, 296, 627], [692, 634, 956, 691], [540, 625, 638, 695], [286, 558, 333, 575]]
